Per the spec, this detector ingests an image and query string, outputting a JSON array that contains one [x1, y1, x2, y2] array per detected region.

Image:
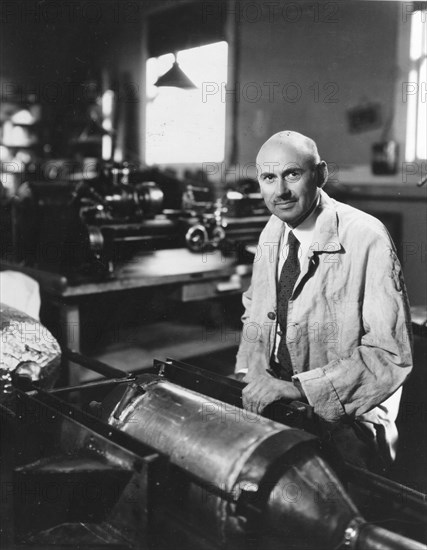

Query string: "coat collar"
[[309, 189, 341, 256]]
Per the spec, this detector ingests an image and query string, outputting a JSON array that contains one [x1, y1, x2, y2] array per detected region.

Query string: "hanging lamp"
[[154, 54, 197, 89]]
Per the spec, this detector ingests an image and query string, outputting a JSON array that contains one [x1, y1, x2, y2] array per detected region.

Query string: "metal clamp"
[[342, 517, 364, 549]]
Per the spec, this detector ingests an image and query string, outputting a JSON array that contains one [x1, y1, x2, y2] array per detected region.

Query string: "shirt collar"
[[284, 193, 320, 252]]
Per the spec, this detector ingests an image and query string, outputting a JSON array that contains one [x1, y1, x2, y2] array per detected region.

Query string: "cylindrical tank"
[[106, 375, 426, 550]]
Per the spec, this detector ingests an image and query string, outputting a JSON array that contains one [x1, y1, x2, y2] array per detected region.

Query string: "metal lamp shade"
[[154, 61, 197, 89]]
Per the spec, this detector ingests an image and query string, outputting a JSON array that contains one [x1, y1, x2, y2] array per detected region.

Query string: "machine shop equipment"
[[3, 352, 427, 550], [11, 164, 185, 276], [11, 163, 269, 277], [183, 179, 269, 254]]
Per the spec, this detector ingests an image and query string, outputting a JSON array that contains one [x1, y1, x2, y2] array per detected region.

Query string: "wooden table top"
[[1, 249, 240, 298]]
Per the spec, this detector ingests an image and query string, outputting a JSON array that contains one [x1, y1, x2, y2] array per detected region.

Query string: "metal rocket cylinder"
[[106, 375, 426, 550]]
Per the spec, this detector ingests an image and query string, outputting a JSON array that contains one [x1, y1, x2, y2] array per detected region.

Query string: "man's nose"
[[277, 177, 291, 197]]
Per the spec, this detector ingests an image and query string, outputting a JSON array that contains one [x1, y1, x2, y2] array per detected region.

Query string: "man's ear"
[[317, 161, 328, 188]]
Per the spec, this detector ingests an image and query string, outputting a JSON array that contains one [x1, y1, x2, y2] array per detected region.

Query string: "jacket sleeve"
[[235, 282, 273, 377], [235, 284, 252, 374], [293, 243, 413, 422]]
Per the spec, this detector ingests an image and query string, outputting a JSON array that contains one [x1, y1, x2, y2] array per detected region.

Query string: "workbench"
[[1, 249, 252, 383]]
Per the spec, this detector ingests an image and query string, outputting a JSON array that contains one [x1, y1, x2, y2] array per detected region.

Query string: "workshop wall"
[[235, 1, 400, 168], [0, 1, 144, 158], [1, 1, 403, 167]]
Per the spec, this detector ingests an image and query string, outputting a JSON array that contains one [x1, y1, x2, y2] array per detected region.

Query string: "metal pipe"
[[48, 376, 135, 395], [64, 349, 130, 379], [356, 524, 427, 550], [345, 463, 427, 521]]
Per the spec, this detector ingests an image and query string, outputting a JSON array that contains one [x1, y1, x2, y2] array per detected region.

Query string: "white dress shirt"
[[273, 196, 321, 361]]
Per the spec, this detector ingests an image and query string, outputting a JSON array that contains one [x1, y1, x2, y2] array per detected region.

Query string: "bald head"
[[255, 131, 326, 227], [256, 131, 320, 168]]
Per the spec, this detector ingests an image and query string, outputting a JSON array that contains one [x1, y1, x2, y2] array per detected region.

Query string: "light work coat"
[[235, 189, 413, 459]]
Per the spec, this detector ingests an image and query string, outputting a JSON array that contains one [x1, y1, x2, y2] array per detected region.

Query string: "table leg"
[[58, 301, 82, 386]]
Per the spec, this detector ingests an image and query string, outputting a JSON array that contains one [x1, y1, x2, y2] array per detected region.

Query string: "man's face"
[[256, 142, 319, 227]]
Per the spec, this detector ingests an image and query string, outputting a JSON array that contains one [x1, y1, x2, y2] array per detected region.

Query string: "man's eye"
[[286, 171, 301, 182], [263, 175, 275, 182]]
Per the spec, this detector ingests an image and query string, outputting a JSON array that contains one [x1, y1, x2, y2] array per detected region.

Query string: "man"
[[235, 131, 413, 470]]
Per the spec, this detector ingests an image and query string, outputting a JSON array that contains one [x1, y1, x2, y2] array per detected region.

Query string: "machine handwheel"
[[185, 225, 209, 252]]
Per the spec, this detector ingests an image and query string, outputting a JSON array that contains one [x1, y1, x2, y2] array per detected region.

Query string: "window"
[[145, 41, 228, 165], [405, 8, 427, 162]]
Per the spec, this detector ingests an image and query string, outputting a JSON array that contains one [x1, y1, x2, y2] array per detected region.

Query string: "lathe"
[[10, 163, 268, 279], [3, 349, 426, 550]]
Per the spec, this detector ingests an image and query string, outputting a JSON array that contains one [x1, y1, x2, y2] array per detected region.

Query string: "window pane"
[[423, 11, 427, 56], [146, 42, 228, 165], [405, 69, 418, 162], [416, 58, 427, 160], [410, 10, 424, 60]]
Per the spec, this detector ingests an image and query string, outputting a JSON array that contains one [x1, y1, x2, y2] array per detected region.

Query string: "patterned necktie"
[[275, 231, 300, 380]]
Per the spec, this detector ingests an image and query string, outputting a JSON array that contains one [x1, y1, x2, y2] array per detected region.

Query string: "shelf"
[[0, 143, 38, 148]]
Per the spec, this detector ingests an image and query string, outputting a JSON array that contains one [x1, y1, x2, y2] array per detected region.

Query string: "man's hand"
[[242, 373, 303, 415]]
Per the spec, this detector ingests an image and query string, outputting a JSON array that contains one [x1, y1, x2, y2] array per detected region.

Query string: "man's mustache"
[[273, 194, 295, 204]]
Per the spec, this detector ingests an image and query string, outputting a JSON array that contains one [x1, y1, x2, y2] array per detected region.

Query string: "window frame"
[[394, 7, 427, 164], [140, 2, 237, 171]]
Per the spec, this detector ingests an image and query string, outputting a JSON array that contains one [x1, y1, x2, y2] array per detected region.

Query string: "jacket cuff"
[[292, 365, 345, 422], [235, 350, 248, 374], [235, 367, 248, 375]]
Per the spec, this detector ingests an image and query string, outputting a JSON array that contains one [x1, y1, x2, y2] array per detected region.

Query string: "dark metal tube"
[[357, 524, 427, 550], [49, 376, 135, 395], [64, 349, 130, 379], [345, 464, 427, 520]]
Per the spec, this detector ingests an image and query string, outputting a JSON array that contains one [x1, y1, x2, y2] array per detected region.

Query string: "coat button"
[[267, 312, 276, 320]]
